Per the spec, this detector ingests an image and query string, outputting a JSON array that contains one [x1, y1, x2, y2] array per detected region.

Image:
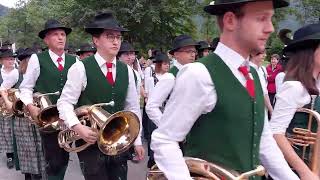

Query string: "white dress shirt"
[[19, 50, 67, 106], [146, 61, 183, 126], [270, 80, 320, 134], [249, 62, 268, 95], [57, 52, 142, 146], [151, 42, 299, 180], [0, 67, 19, 90], [275, 72, 286, 93]]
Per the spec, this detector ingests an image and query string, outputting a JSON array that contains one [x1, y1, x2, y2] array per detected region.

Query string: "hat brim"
[[76, 50, 97, 56], [283, 33, 320, 53], [169, 43, 201, 55], [38, 27, 72, 39], [204, 0, 289, 15], [85, 27, 129, 35]]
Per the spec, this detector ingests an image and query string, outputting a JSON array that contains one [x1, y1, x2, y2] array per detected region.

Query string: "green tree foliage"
[[0, 0, 201, 55]]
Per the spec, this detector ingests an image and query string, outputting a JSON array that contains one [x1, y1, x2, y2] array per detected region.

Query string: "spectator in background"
[[266, 54, 282, 106]]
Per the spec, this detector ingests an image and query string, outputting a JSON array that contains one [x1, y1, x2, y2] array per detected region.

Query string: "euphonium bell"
[[58, 101, 140, 155], [147, 157, 265, 180]]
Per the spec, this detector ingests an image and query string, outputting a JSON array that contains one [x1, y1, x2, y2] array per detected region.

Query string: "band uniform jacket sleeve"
[[151, 63, 216, 180], [269, 81, 312, 134], [0, 68, 19, 90], [57, 60, 86, 129], [124, 64, 143, 146], [19, 53, 41, 106], [145, 72, 175, 126], [151, 42, 299, 180]]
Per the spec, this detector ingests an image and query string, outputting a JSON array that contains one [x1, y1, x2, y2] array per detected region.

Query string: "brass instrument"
[[0, 88, 20, 116], [12, 91, 60, 131], [58, 101, 140, 155], [286, 95, 320, 175], [147, 157, 265, 180]]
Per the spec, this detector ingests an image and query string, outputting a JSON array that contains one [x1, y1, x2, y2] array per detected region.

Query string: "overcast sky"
[[0, 0, 18, 8]]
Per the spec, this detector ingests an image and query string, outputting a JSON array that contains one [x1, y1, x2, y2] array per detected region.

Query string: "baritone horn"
[[58, 101, 140, 155], [147, 157, 265, 180], [286, 95, 320, 175]]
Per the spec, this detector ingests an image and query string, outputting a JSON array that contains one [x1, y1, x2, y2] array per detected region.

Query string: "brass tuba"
[[286, 95, 320, 175], [147, 157, 265, 180], [58, 101, 140, 155]]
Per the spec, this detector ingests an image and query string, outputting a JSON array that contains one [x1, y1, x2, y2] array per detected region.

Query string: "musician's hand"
[[27, 104, 40, 120], [72, 123, 98, 144], [300, 171, 319, 180], [133, 145, 145, 161], [0, 90, 8, 98]]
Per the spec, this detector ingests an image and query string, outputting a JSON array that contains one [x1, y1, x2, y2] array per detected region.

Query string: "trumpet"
[[286, 95, 320, 175], [147, 157, 265, 180], [58, 101, 140, 155]]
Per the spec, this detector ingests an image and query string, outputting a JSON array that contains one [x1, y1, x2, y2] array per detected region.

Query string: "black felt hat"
[[38, 19, 72, 39], [169, 35, 200, 55]]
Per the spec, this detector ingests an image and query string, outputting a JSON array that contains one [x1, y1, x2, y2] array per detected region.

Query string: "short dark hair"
[[216, 3, 247, 31]]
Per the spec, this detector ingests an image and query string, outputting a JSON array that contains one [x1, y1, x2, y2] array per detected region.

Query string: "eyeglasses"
[[178, 50, 197, 55], [103, 34, 123, 42]]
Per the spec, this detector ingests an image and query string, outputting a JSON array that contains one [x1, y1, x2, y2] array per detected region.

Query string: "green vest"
[[77, 56, 129, 113], [169, 65, 179, 77], [34, 51, 76, 104], [287, 93, 320, 164], [185, 54, 265, 178]]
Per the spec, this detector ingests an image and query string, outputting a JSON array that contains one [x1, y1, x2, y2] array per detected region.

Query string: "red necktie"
[[238, 65, 255, 98], [57, 57, 64, 72], [106, 63, 114, 86]]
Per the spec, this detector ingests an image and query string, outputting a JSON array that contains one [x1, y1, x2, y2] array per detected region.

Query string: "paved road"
[[0, 145, 149, 180]]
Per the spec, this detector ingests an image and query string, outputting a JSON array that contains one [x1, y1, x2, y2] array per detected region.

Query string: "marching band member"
[[13, 48, 47, 180], [76, 43, 96, 60], [57, 12, 144, 180], [197, 40, 213, 58], [151, 0, 299, 180], [19, 19, 76, 180], [0, 48, 18, 169], [250, 50, 273, 115], [270, 22, 320, 180]]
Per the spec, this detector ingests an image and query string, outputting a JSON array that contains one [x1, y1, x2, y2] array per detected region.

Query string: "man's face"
[[119, 51, 136, 65], [234, 1, 274, 54], [174, 45, 197, 65], [44, 29, 66, 51], [93, 30, 122, 58]]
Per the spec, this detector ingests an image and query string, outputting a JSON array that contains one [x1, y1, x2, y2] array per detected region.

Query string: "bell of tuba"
[[58, 101, 140, 155], [147, 157, 265, 180], [286, 95, 320, 175]]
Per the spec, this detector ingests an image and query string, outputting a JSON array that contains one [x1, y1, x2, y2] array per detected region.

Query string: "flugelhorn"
[[58, 101, 140, 155], [147, 157, 265, 180], [12, 91, 60, 131], [286, 95, 320, 175]]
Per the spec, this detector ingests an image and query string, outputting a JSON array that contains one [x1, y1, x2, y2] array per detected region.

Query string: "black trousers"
[[76, 142, 131, 180], [40, 131, 69, 176]]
